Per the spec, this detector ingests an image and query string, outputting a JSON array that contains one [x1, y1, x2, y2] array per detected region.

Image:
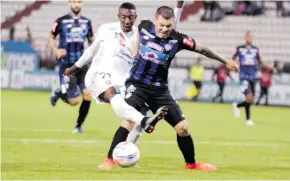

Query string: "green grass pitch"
[[1, 90, 290, 180]]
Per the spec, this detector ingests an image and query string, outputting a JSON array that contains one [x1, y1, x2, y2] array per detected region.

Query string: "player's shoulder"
[[56, 14, 71, 22], [80, 15, 92, 23], [236, 45, 245, 49], [251, 45, 259, 50], [138, 19, 153, 30]]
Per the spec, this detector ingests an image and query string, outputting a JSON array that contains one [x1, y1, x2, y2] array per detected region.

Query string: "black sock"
[[107, 126, 129, 159], [177, 135, 195, 164], [245, 103, 251, 120], [56, 89, 69, 103], [76, 100, 91, 128], [237, 101, 246, 108]]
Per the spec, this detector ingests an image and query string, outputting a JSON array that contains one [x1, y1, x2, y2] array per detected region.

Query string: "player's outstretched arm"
[[194, 42, 240, 73], [174, 1, 184, 29]]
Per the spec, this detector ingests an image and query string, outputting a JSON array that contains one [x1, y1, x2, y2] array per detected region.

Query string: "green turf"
[[1, 90, 290, 180]]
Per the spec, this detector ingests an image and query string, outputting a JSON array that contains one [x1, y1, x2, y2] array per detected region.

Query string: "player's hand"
[[176, 1, 184, 8], [225, 60, 240, 73], [64, 65, 78, 76], [56, 49, 66, 59]]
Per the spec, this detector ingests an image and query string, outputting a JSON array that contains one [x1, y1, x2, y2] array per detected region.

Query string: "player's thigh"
[[76, 65, 88, 90], [66, 76, 81, 105], [148, 90, 185, 128], [85, 71, 115, 104], [124, 84, 148, 112], [240, 80, 254, 100]]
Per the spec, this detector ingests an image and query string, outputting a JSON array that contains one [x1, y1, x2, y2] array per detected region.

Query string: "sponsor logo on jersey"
[[141, 28, 155, 38], [139, 44, 169, 65], [169, 40, 178, 44], [62, 19, 74, 23], [183, 38, 194, 49], [146, 42, 164, 52], [143, 35, 149, 40]]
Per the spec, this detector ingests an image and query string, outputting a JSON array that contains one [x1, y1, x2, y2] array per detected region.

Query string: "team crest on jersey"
[[164, 44, 172, 51]]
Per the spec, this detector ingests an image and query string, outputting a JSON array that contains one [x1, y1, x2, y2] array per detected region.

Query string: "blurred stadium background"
[[1, 0, 290, 180], [1, 0, 290, 105]]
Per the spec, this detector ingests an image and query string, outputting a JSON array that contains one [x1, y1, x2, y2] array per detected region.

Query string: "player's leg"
[[148, 89, 216, 171], [234, 80, 255, 125], [51, 64, 81, 106], [212, 81, 220, 102], [126, 105, 151, 143], [219, 82, 225, 103], [72, 66, 92, 133], [256, 85, 264, 105], [233, 79, 249, 118], [98, 85, 166, 169], [264, 87, 269, 106]]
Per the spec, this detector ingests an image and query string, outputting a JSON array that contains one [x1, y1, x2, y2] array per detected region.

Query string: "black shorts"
[[217, 82, 225, 93], [240, 79, 256, 96], [58, 64, 88, 99], [125, 82, 185, 127], [193, 81, 202, 89], [260, 86, 268, 95]]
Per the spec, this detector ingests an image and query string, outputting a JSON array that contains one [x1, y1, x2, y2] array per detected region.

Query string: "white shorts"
[[85, 70, 126, 104]]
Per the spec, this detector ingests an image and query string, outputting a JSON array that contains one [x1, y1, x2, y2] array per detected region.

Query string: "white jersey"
[[76, 22, 138, 88]]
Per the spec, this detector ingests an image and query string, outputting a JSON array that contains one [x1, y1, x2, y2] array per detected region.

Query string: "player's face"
[[69, 0, 83, 15], [154, 15, 174, 38], [118, 8, 137, 32], [245, 33, 253, 45]]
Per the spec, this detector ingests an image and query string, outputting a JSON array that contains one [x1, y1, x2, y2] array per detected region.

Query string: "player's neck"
[[70, 11, 80, 18]]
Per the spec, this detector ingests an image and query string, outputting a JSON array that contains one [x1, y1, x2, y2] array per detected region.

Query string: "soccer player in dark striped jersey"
[[48, 0, 94, 133], [104, 6, 239, 170], [232, 31, 273, 126]]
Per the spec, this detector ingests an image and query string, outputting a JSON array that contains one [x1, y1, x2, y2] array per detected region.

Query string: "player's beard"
[[71, 8, 81, 15]]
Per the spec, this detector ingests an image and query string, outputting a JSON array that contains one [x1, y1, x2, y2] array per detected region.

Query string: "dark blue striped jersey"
[[126, 20, 196, 87], [233, 44, 261, 80], [51, 13, 93, 65]]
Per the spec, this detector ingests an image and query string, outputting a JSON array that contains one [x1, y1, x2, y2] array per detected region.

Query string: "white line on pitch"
[[2, 138, 283, 147]]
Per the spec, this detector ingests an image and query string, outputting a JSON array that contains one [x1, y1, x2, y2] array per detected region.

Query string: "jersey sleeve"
[[87, 20, 94, 40], [75, 24, 106, 68], [176, 32, 197, 52], [257, 48, 262, 60], [51, 18, 62, 37], [232, 46, 239, 59]]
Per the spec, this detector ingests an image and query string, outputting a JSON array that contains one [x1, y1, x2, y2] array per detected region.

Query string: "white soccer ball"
[[112, 141, 140, 167]]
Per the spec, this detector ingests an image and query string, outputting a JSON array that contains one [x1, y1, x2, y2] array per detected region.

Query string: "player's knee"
[[82, 89, 92, 101], [175, 120, 190, 136], [68, 97, 81, 106], [246, 94, 254, 104], [120, 120, 135, 132], [100, 87, 117, 102]]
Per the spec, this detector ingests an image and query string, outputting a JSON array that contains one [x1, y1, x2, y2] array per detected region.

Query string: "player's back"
[[52, 14, 93, 65], [235, 44, 260, 80]]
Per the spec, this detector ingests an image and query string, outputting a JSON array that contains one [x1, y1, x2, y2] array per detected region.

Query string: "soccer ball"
[[112, 141, 140, 167]]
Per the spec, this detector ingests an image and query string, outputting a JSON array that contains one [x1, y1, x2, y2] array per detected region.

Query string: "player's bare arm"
[[48, 33, 66, 59], [195, 42, 240, 72]]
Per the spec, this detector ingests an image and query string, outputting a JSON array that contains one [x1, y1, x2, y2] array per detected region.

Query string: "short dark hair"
[[119, 2, 136, 10], [155, 6, 175, 19]]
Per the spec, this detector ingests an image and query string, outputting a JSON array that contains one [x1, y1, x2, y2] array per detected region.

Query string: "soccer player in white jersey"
[[65, 2, 168, 134], [64, 1, 184, 169]]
